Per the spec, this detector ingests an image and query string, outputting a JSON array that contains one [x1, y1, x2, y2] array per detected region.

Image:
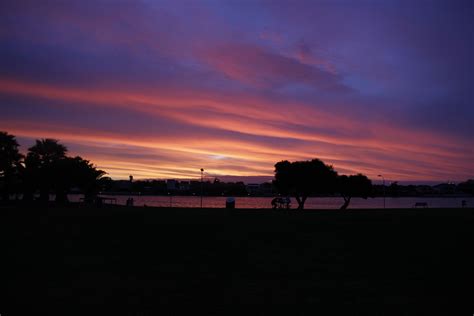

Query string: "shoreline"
[[2, 200, 473, 212]]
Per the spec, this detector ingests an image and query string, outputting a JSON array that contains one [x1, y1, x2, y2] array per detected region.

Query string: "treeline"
[[372, 181, 474, 197], [2, 130, 472, 208], [273, 159, 474, 209], [0, 131, 106, 203], [100, 178, 474, 199]]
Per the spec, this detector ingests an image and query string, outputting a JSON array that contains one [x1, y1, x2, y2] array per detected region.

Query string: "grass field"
[[2, 204, 474, 315]]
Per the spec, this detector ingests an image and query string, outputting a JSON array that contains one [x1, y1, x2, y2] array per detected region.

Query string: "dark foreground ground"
[[2, 204, 474, 315]]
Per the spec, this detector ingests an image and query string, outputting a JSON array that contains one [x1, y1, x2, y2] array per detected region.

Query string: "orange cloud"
[[1, 77, 472, 182]]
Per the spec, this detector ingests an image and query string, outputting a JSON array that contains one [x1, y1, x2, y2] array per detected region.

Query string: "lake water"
[[68, 195, 473, 209]]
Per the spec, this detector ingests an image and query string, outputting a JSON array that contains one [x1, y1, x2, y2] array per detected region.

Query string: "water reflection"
[[66, 195, 473, 209]]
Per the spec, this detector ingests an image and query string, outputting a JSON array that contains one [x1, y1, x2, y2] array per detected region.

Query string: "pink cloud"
[[203, 44, 348, 91]]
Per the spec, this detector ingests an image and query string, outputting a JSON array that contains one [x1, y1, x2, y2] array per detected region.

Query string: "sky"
[[1, 0, 473, 183]]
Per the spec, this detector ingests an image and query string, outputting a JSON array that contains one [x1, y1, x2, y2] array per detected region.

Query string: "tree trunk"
[[295, 195, 307, 210], [340, 196, 351, 210]]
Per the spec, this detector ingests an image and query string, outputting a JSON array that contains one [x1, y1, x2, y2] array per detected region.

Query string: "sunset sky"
[[1, 0, 473, 183]]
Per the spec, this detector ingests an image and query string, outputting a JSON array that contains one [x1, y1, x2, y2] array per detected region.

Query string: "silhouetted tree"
[[0, 131, 23, 201], [51, 156, 106, 203], [274, 159, 337, 210], [337, 174, 372, 209], [24, 139, 67, 202], [50, 157, 76, 203], [457, 179, 474, 195], [74, 157, 107, 203], [388, 181, 399, 197]]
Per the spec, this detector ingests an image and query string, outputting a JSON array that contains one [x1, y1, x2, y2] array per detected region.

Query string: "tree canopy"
[[24, 139, 68, 202], [274, 158, 374, 210], [457, 179, 474, 195], [52, 156, 107, 203], [337, 174, 372, 209], [274, 159, 337, 209]]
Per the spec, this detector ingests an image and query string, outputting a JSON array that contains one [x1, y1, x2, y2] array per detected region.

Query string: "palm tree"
[[66, 157, 107, 204], [0, 131, 23, 201], [27, 139, 67, 165], [25, 139, 67, 202]]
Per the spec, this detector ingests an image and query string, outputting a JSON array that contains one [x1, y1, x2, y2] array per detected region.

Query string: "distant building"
[[179, 181, 190, 191], [166, 179, 177, 191], [259, 182, 273, 196], [244, 182, 274, 196], [115, 180, 132, 191], [246, 183, 260, 195]]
